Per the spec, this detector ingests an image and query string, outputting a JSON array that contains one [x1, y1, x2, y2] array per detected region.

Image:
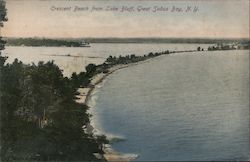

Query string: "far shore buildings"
[[208, 42, 250, 51]]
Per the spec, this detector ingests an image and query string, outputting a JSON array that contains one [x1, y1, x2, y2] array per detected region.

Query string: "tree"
[[0, 0, 7, 52], [85, 63, 96, 77], [0, 0, 7, 28], [96, 135, 109, 154], [148, 52, 154, 57], [0, 2, 106, 160]]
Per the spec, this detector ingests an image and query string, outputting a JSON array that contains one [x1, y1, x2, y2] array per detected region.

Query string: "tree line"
[[1, 1, 108, 161], [6, 38, 83, 47]]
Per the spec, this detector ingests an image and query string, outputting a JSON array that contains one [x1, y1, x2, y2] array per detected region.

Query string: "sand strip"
[[75, 55, 172, 161]]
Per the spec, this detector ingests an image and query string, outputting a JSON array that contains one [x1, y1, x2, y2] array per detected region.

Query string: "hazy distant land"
[[4, 37, 250, 47]]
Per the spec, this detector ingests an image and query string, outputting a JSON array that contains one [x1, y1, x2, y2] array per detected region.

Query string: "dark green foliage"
[[104, 50, 171, 66], [148, 52, 154, 57], [0, 0, 7, 52], [0, 37, 6, 50], [96, 135, 109, 154], [102, 50, 174, 75], [0, 1, 101, 161], [85, 63, 97, 77], [0, 7, 103, 155], [1, 45, 168, 161], [71, 72, 90, 88], [6, 38, 84, 47], [0, 0, 7, 27], [0, 57, 107, 161], [0, 2, 206, 160]]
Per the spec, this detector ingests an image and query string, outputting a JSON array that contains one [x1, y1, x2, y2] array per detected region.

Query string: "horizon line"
[[4, 36, 250, 40]]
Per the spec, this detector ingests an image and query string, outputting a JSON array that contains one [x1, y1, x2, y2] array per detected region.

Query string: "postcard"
[[0, 0, 249, 161]]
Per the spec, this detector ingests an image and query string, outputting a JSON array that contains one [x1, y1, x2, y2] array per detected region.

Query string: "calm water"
[[3, 44, 249, 160], [3, 43, 210, 76], [89, 50, 250, 161]]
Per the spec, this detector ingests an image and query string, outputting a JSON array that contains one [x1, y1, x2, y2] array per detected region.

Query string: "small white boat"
[[80, 41, 91, 47]]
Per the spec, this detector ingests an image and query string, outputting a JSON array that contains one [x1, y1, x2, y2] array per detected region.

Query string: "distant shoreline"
[[5, 37, 249, 47]]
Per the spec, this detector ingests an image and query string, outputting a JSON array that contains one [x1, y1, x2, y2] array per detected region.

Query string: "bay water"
[[3, 44, 249, 161], [89, 50, 249, 161]]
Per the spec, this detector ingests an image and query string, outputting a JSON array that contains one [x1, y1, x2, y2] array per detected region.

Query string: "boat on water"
[[80, 41, 91, 47]]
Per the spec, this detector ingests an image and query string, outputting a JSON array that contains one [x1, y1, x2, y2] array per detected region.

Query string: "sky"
[[1, 0, 249, 38]]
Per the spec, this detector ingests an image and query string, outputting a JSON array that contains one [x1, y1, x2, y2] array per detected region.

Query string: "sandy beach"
[[74, 54, 171, 161], [74, 56, 159, 161], [74, 53, 192, 161], [76, 58, 153, 105], [75, 63, 136, 161], [75, 64, 129, 105]]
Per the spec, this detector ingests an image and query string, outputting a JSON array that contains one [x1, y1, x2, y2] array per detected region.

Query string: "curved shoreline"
[[85, 64, 130, 105], [75, 56, 158, 161], [75, 50, 201, 161], [75, 50, 204, 161], [76, 55, 156, 107], [75, 48, 249, 161]]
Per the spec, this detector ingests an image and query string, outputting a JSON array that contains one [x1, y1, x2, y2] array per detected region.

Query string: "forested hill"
[[0, 1, 108, 160]]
